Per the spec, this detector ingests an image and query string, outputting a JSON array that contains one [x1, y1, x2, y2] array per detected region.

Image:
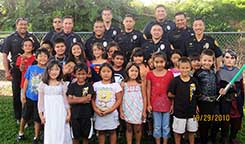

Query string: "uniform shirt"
[[193, 68, 218, 102], [142, 38, 172, 61], [85, 35, 113, 60], [184, 35, 222, 58], [143, 19, 176, 40], [146, 70, 173, 112], [168, 76, 200, 118], [51, 31, 83, 53], [66, 82, 95, 119], [115, 29, 145, 61], [168, 27, 194, 54], [25, 65, 45, 101], [41, 30, 58, 42], [2, 31, 40, 64], [104, 25, 121, 40]]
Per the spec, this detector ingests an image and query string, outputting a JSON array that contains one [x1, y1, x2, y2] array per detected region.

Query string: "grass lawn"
[[1, 96, 245, 143]]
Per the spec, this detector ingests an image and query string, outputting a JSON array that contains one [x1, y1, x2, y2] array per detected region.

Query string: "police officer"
[[115, 14, 145, 61], [85, 18, 113, 60], [168, 12, 194, 54], [142, 23, 172, 62], [51, 16, 83, 54], [184, 18, 222, 69], [101, 7, 121, 40], [41, 16, 62, 43], [143, 4, 176, 40], [2, 18, 40, 123]]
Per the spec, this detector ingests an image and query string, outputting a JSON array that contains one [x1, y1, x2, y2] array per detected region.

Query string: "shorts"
[[172, 116, 198, 134], [71, 118, 93, 139], [22, 98, 40, 123], [152, 112, 170, 138]]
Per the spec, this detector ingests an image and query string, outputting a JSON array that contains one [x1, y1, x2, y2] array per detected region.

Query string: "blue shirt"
[[25, 65, 45, 101]]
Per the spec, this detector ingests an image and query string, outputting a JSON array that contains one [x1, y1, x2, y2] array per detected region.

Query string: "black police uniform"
[[168, 27, 194, 54], [51, 31, 83, 54], [142, 38, 172, 61], [143, 19, 176, 40], [41, 30, 58, 42], [2, 31, 40, 120], [104, 25, 121, 40], [85, 35, 113, 60], [114, 29, 145, 61], [184, 35, 222, 58]]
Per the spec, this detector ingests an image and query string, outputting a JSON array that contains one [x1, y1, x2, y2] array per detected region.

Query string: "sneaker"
[[32, 138, 39, 144], [16, 134, 24, 142]]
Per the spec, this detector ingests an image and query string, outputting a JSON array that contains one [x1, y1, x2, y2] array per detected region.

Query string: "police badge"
[[73, 38, 77, 43], [133, 34, 137, 40], [113, 30, 117, 36], [160, 44, 165, 50], [103, 41, 108, 47], [203, 43, 209, 49]]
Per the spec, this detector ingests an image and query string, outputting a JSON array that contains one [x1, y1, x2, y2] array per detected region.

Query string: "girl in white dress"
[[38, 60, 72, 144]]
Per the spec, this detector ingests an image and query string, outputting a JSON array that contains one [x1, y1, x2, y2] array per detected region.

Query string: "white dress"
[[38, 82, 72, 144]]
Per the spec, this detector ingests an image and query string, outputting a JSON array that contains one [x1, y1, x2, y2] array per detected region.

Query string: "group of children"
[[15, 37, 244, 144]]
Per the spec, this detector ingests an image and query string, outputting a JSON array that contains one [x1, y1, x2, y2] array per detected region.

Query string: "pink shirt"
[[146, 70, 173, 112]]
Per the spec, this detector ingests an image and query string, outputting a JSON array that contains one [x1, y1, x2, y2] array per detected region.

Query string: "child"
[[217, 49, 244, 144], [107, 42, 120, 63], [63, 60, 76, 83], [17, 48, 50, 144], [146, 52, 174, 144], [131, 47, 149, 81], [90, 42, 108, 74], [16, 38, 35, 91], [41, 40, 54, 56], [38, 60, 72, 144], [189, 54, 201, 76], [92, 63, 123, 144], [67, 64, 95, 144], [168, 50, 182, 77], [193, 49, 219, 144], [168, 57, 199, 144], [120, 62, 147, 144], [67, 42, 90, 66], [111, 51, 126, 84], [50, 38, 67, 66]]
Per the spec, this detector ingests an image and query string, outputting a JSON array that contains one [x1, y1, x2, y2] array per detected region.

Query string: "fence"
[[0, 31, 244, 96]]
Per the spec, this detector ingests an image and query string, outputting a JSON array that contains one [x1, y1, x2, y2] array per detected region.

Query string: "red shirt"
[[146, 70, 173, 112], [16, 55, 35, 88]]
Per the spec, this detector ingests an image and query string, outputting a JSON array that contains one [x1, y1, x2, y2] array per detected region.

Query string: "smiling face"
[[16, 19, 28, 35], [151, 24, 163, 39], [93, 21, 105, 37], [155, 6, 167, 21], [179, 62, 192, 77], [123, 16, 135, 31], [71, 44, 82, 57], [36, 52, 49, 66], [175, 14, 187, 29], [63, 18, 73, 33], [54, 42, 66, 56], [200, 54, 214, 70], [153, 56, 166, 71], [75, 69, 87, 84], [23, 40, 33, 53], [128, 65, 139, 80], [48, 64, 61, 80], [193, 19, 205, 35]]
